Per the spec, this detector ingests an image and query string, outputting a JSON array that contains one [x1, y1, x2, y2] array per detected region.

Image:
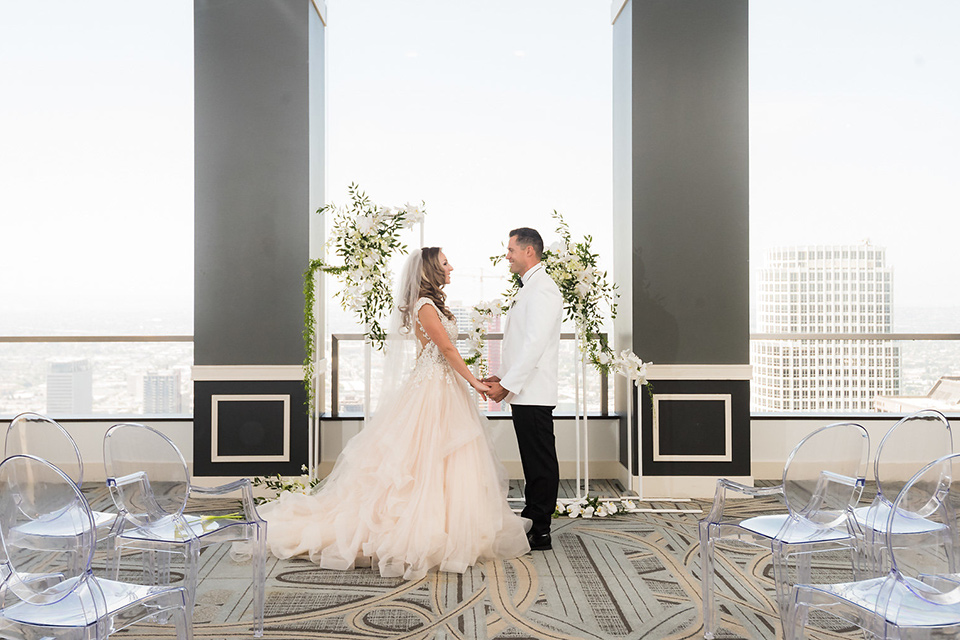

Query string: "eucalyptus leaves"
[[303, 183, 425, 413]]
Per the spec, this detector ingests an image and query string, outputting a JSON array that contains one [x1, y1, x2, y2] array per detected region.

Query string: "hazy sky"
[[750, 1, 960, 309], [1, 1, 958, 335]]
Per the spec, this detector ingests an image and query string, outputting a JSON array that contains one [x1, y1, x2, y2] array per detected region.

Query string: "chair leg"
[[144, 549, 158, 584], [699, 521, 717, 639], [170, 593, 194, 640], [772, 544, 793, 638], [787, 595, 807, 640], [183, 544, 200, 626], [253, 525, 267, 638]]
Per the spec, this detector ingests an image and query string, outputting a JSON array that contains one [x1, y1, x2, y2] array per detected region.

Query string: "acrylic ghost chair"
[[788, 452, 960, 640], [4, 413, 119, 567], [102, 422, 266, 637], [0, 453, 192, 640], [851, 409, 954, 578], [699, 422, 870, 639]]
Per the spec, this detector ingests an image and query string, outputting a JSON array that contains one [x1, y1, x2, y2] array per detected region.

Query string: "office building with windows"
[[46, 358, 93, 415], [753, 244, 900, 412], [144, 369, 183, 414]]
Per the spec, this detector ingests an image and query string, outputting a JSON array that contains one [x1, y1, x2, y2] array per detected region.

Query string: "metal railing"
[[330, 332, 609, 418]]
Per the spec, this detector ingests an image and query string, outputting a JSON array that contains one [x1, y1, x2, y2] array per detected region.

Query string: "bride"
[[260, 247, 531, 579]]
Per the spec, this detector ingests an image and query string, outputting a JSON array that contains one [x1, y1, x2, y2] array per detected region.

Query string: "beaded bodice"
[[413, 298, 458, 385]]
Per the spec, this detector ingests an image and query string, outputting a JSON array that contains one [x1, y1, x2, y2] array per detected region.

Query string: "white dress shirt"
[[498, 262, 563, 406]]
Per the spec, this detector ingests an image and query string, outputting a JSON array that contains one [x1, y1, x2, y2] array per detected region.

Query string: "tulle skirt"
[[258, 371, 530, 580]]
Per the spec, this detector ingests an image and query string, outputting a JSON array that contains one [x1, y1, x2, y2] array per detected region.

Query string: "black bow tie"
[[518, 279, 524, 288]]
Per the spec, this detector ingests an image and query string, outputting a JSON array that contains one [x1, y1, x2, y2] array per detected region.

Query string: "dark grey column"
[[614, 0, 751, 494], [193, 0, 325, 476]]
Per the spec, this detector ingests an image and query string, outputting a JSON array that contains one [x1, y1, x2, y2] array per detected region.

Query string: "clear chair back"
[[0, 454, 96, 605], [876, 409, 952, 508], [103, 423, 190, 529], [888, 452, 960, 605], [5, 412, 84, 487], [782, 422, 869, 529]]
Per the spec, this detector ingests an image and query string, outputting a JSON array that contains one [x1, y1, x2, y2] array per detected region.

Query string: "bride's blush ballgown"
[[259, 298, 530, 580]]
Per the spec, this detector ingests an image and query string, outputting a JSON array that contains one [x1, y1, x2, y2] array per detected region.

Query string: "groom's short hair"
[[509, 227, 544, 258]]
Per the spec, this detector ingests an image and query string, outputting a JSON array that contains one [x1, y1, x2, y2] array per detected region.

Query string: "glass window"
[[323, 0, 613, 415], [0, 3, 194, 417]]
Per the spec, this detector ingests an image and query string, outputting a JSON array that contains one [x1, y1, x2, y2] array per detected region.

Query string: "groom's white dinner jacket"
[[498, 262, 563, 406]]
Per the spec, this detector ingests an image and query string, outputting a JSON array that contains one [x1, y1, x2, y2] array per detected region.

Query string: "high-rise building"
[[144, 369, 182, 414], [752, 243, 900, 412], [46, 359, 93, 415]]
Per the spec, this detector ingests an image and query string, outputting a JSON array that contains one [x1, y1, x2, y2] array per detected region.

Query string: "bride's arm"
[[418, 305, 490, 397]]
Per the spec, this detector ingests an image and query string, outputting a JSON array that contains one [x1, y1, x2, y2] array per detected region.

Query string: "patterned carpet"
[[84, 481, 862, 640]]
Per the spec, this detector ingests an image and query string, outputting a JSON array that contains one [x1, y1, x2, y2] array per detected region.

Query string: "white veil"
[[369, 249, 423, 418]]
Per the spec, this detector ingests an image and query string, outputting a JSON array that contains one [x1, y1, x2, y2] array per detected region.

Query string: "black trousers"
[[511, 404, 559, 536]]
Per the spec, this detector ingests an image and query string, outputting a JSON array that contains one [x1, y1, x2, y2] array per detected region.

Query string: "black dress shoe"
[[527, 532, 552, 551]]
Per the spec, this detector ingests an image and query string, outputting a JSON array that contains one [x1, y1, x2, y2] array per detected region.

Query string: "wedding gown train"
[[258, 297, 530, 580]]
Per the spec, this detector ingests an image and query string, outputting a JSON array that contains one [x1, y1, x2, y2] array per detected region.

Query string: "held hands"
[[471, 379, 491, 400], [481, 376, 509, 403]]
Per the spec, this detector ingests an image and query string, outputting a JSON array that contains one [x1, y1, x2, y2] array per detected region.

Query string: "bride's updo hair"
[[419, 247, 456, 323]]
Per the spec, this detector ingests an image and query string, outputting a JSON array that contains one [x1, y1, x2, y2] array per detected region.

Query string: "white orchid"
[[623, 500, 637, 511], [355, 215, 375, 234], [400, 202, 424, 229], [612, 349, 651, 386], [582, 506, 595, 519]]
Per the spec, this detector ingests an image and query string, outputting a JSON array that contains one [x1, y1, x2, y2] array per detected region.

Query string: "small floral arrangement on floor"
[[251, 466, 322, 505], [554, 496, 639, 519]]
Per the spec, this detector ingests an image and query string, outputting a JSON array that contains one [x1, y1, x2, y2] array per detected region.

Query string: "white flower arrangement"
[[462, 299, 502, 376], [303, 183, 425, 413], [555, 496, 640, 519], [251, 465, 322, 505], [481, 210, 652, 388]]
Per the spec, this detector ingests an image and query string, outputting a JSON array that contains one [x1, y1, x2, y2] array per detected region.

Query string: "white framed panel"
[[653, 393, 732, 462], [211, 394, 290, 463]]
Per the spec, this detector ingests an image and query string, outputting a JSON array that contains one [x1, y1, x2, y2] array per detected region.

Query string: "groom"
[[485, 227, 563, 551]]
